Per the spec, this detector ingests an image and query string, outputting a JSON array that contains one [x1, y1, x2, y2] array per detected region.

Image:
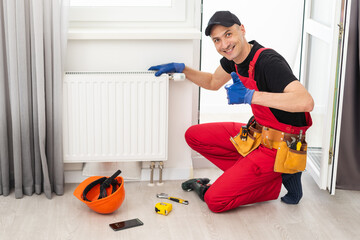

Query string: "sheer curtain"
[[0, 0, 68, 199]]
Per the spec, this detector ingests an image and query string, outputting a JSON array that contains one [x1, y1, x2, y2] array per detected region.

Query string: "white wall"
[[65, 40, 200, 182], [64, 0, 202, 182], [200, 0, 304, 122]]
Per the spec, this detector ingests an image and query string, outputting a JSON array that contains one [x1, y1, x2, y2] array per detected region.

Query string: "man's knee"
[[184, 125, 199, 148], [204, 188, 228, 213]]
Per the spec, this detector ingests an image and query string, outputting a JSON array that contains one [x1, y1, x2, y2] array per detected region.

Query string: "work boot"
[[191, 181, 211, 201], [181, 178, 210, 192], [281, 172, 303, 204]]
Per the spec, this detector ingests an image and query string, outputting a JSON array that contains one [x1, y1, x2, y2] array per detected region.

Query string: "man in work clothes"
[[149, 11, 313, 213]]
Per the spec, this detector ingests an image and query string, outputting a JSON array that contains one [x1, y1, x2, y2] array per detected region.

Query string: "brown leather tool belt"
[[249, 122, 305, 150], [238, 120, 307, 173]]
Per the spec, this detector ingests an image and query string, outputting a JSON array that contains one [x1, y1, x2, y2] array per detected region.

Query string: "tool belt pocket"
[[230, 125, 262, 157], [274, 142, 307, 174]]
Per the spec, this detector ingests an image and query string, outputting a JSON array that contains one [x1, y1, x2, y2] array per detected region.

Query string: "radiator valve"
[[169, 73, 186, 81], [148, 161, 156, 186], [157, 161, 164, 186]]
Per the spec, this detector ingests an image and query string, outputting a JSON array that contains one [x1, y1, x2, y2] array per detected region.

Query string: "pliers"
[[286, 137, 297, 150]]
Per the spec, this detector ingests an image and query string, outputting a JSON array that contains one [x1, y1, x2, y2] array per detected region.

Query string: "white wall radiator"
[[63, 71, 169, 163]]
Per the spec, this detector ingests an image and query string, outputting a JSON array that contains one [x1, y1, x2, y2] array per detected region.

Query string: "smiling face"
[[210, 24, 250, 64]]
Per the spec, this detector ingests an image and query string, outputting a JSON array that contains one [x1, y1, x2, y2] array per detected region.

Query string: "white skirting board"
[[82, 162, 142, 180], [64, 167, 193, 183]]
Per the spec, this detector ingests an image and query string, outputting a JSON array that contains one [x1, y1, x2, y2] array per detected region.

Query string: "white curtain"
[[0, 0, 69, 199]]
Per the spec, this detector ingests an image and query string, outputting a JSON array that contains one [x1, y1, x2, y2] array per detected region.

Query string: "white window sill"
[[68, 28, 202, 40]]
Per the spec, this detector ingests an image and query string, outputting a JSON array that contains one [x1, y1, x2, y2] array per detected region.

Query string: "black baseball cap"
[[205, 11, 241, 36]]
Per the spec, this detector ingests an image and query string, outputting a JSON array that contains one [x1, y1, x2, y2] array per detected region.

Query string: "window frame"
[[69, 0, 186, 23]]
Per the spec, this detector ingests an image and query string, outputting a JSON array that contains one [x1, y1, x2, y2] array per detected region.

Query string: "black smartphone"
[[109, 218, 144, 231]]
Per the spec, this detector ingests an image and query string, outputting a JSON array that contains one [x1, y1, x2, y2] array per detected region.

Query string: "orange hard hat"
[[73, 170, 125, 214]]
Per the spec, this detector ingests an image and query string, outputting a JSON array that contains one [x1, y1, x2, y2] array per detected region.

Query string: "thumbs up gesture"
[[224, 72, 255, 105]]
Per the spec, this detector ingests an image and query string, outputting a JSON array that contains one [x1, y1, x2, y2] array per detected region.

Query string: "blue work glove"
[[148, 62, 185, 77], [225, 72, 255, 105]]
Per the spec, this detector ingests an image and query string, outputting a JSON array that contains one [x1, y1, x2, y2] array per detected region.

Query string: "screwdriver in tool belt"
[[296, 130, 303, 151]]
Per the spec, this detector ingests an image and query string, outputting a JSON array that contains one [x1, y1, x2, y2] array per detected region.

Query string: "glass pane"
[[310, 0, 333, 27], [304, 34, 330, 167]]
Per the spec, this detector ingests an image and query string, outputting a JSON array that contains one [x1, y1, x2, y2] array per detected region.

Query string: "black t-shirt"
[[220, 40, 307, 127]]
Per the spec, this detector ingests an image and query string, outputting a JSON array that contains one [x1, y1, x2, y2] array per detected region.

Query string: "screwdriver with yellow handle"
[[296, 130, 303, 151], [156, 193, 189, 205]]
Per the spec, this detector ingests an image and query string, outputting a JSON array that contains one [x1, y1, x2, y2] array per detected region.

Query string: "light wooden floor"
[[1, 168, 360, 240]]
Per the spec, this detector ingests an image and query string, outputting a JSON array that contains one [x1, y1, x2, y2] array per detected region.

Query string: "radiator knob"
[[170, 73, 186, 81]]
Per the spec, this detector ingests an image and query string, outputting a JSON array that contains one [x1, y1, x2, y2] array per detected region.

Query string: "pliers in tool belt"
[[241, 116, 255, 141], [286, 137, 297, 150]]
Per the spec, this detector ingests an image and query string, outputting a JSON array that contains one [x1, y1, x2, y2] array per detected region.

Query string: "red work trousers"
[[185, 122, 282, 213]]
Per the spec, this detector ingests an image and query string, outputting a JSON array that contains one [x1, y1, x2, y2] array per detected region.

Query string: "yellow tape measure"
[[155, 202, 172, 216]]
